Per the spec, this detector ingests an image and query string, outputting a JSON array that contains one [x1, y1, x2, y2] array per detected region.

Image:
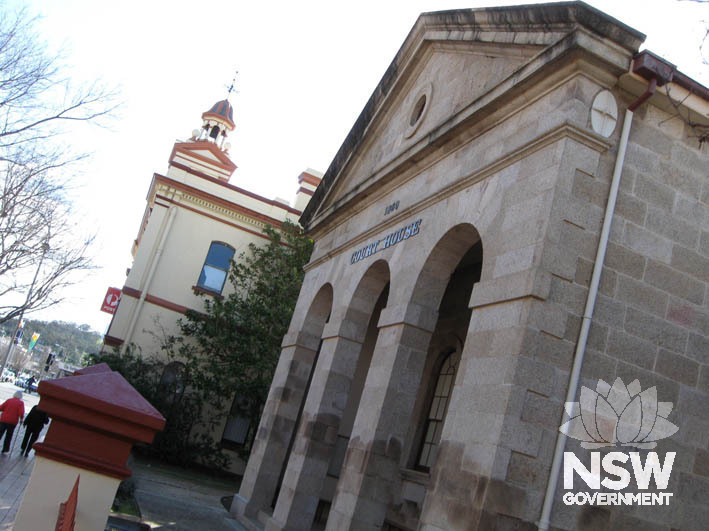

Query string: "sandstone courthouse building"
[[232, 3, 709, 530]]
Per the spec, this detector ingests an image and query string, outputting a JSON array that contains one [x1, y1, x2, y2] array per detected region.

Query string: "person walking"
[[0, 391, 25, 454], [20, 405, 48, 457]]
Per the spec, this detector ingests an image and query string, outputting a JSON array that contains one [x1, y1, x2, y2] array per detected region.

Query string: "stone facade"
[[233, 3, 709, 530]]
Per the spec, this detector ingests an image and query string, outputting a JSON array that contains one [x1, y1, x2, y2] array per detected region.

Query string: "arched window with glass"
[[196, 242, 235, 294], [415, 348, 460, 471]]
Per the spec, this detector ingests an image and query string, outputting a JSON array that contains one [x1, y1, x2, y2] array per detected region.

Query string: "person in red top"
[[0, 391, 25, 453]]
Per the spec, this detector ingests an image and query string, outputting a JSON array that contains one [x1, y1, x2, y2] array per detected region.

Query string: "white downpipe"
[[121, 206, 178, 354], [537, 108, 634, 531]]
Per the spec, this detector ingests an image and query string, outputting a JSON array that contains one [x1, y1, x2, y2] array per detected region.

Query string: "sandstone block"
[[671, 142, 707, 175], [579, 350, 616, 384], [520, 391, 562, 429], [625, 142, 659, 176], [624, 307, 688, 354], [614, 190, 647, 226], [667, 301, 709, 336], [695, 449, 709, 477], [635, 173, 675, 212], [604, 242, 646, 279], [687, 333, 709, 364], [606, 328, 657, 370], [560, 222, 598, 262], [644, 259, 704, 305], [535, 332, 574, 370], [671, 244, 709, 283], [571, 169, 608, 209], [623, 222, 672, 264], [508, 355, 555, 398], [615, 361, 679, 404], [574, 258, 617, 297], [646, 206, 700, 249], [678, 385, 709, 422], [658, 159, 702, 199], [655, 349, 699, 386], [500, 419, 543, 458], [616, 274, 669, 316], [548, 275, 587, 315], [674, 194, 708, 230], [591, 294, 626, 328]]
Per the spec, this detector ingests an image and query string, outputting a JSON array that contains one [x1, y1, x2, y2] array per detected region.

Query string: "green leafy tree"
[[91, 221, 312, 466], [169, 220, 313, 457]]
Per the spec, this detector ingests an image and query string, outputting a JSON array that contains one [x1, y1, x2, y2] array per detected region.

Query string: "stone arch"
[[369, 223, 483, 530], [409, 223, 482, 317], [338, 258, 390, 342], [299, 282, 334, 346], [235, 282, 333, 520], [270, 261, 391, 530]]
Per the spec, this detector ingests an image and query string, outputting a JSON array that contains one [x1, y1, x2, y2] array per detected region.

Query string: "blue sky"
[[7, 0, 707, 333]]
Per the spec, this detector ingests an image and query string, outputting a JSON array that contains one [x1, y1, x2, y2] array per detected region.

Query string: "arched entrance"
[[234, 283, 333, 520], [270, 261, 391, 530], [327, 224, 483, 530]]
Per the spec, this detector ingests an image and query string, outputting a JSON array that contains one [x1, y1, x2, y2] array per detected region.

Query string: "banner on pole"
[[28, 332, 40, 351]]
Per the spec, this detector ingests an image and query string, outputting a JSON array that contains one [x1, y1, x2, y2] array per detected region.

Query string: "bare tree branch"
[[0, 5, 116, 324]]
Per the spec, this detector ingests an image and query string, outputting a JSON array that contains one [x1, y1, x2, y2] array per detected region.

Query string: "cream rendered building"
[[104, 99, 321, 469], [234, 3, 709, 531]]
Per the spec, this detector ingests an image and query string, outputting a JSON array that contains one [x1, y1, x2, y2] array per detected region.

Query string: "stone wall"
[[498, 92, 709, 530]]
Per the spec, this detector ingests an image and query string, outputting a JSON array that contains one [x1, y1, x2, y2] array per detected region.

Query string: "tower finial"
[[227, 71, 238, 99]]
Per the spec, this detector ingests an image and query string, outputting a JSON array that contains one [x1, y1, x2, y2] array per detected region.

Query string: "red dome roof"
[[202, 99, 235, 130]]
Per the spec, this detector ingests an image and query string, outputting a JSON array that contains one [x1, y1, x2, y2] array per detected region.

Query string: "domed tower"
[[166, 98, 238, 183], [191, 99, 236, 152]]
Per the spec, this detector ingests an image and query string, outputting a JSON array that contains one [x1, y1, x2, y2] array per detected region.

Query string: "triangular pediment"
[[321, 41, 539, 211], [301, 2, 644, 229], [170, 140, 237, 174]]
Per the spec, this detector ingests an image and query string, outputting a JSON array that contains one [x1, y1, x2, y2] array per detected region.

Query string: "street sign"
[[100, 287, 121, 314]]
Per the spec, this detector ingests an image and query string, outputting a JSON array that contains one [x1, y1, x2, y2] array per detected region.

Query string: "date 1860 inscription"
[[350, 219, 422, 265]]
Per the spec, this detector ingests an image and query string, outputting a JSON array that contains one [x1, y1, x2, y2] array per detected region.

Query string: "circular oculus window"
[[404, 83, 432, 139]]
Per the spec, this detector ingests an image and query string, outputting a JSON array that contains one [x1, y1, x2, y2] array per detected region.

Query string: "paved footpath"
[[0, 382, 42, 530], [130, 455, 246, 530]]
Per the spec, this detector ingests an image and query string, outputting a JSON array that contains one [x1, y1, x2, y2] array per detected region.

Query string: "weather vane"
[[227, 71, 239, 98]]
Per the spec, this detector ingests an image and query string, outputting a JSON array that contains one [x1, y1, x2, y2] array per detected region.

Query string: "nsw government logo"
[[560, 378, 679, 506]]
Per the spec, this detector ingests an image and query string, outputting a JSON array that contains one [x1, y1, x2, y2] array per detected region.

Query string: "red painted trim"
[[172, 153, 231, 181], [163, 165, 303, 215], [201, 112, 235, 130], [298, 172, 322, 187], [155, 194, 278, 243], [119, 285, 191, 314], [103, 335, 124, 347], [35, 442, 132, 480], [55, 475, 79, 531], [144, 293, 189, 314], [153, 174, 293, 227], [169, 140, 236, 172], [297, 187, 315, 197], [122, 286, 141, 299], [167, 161, 215, 181]]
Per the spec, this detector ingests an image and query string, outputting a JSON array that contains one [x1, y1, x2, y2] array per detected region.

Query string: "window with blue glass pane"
[[197, 242, 235, 294]]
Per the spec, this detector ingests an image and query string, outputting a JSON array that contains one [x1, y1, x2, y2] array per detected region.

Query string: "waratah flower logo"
[[560, 378, 678, 449]]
